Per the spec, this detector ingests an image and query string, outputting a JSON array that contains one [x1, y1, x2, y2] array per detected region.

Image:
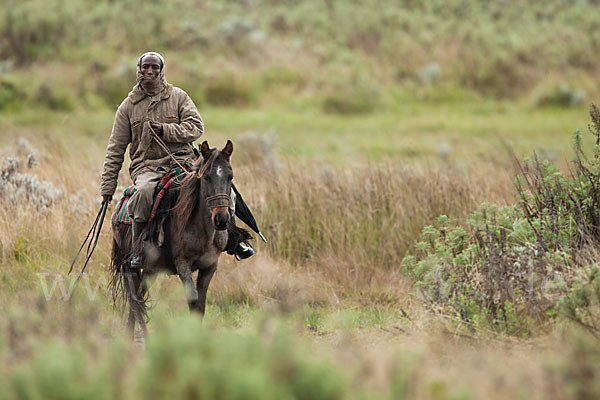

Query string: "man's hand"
[[102, 195, 112, 204], [150, 122, 163, 137]]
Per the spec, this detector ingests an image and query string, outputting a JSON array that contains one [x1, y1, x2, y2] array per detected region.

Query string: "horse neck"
[[172, 175, 214, 241], [195, 183, 214, 234]]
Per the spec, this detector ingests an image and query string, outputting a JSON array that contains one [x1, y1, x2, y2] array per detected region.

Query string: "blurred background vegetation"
[[3, 0, 600, 399]]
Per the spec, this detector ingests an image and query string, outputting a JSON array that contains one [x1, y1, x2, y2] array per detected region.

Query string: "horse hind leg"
[[127, 306, 136, 339], [124, 268, 148, 340], [135, 270, 156, 336]]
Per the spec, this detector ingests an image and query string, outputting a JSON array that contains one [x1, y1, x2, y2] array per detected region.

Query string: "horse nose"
[[213, 211, 230, 230]]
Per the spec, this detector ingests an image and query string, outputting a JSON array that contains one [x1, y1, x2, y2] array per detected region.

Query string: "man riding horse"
[[100, 51, 253, 267]]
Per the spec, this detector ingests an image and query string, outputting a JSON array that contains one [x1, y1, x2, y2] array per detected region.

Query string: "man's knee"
[[128, 173, 161, 221]]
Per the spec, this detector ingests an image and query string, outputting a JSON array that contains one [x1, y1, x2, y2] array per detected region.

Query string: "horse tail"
[[108, 235, 129, 310], [108, 226, 149, 324]]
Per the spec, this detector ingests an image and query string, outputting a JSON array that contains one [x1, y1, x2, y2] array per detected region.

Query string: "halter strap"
[[197, 151, 230, 210], [206, 193, 230, 209]]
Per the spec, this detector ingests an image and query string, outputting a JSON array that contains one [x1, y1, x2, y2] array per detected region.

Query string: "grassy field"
[[2, 0, 600, 399]]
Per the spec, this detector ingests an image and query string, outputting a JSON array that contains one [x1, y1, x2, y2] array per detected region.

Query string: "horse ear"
[[200, 140, 210, 159], [222, 140, 233, 158]]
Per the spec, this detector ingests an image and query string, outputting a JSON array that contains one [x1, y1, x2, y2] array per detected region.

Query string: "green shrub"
[[0, 77, 25, 110], [97, 60, 135, 108], [560, 266, 600, 339], [534, 83, 586, 108], [34, 84, 74, 111], [0, 2, 77, 64], [0, 314, 351, 400], [204, 75, 256, 106], [322, 84, 379, 115], [544, 334, 600, 399], [260, 66, 306, 90], [403, 104, 600, 335], [5, 341, 127, 400], [2, 0, 600, 98]]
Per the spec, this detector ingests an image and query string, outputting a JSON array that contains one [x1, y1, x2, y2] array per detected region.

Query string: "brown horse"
[[109, 140, 236, 337]]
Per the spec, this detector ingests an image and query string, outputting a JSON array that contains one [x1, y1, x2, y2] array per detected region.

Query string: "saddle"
[[116, 169, 182, 225], [114, 167, 253, 252]]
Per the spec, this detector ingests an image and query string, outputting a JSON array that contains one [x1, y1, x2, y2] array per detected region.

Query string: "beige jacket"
[[100, 85, 203, 196]]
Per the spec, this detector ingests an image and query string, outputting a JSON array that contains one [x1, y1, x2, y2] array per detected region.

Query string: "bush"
[[0, 2, 76, 64], [534, 83, 586, 108], [403, 104, 600, 335], [0, 314, 351, 400], [34, 84, 74, 111], [0, 77, 25, 110], [204, 75, 256, 106], [0, 139, 63, 209], [403, 206, 568, 336], [260, 66, 306, 90], [96, 59, 135, 108], [322, 83, 379, 115]]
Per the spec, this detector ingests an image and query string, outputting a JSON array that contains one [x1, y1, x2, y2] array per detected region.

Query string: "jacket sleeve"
[[100, 102, 131, 197], [161, 91, 204, 143]]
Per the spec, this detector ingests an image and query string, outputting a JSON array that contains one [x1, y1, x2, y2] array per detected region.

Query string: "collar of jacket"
[[127, 83, 173, 105]]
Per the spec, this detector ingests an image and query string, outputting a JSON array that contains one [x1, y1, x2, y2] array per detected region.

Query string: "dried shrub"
[[234, 131, 279, 172]]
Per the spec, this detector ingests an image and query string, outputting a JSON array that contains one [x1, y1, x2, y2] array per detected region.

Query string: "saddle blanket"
[[117, 169, 181, 225]]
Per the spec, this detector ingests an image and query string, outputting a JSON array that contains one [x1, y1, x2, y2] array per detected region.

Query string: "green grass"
[[205, 99, 589, 164], [0, 97, 590, 167]]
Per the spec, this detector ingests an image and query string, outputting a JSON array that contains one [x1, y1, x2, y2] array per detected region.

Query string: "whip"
[[68, 200, 109, 282]]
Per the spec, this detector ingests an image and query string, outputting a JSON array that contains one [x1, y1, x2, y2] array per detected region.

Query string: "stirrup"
[[130, 255, 143, 269]]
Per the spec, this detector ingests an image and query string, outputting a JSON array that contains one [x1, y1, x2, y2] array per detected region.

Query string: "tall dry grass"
[[0, 132, 519, 302], [233, 159, 517, 292]]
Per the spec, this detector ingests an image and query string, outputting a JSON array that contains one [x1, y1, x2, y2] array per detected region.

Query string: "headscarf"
[[135, 51, 167, 98]]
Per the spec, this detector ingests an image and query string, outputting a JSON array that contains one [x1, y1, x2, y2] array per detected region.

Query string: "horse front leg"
[[176, 263, 199, 312], [194, 264, 217, 316]]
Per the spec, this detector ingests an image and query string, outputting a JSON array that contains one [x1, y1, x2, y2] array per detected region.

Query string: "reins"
[[148, 121, 191, 176]]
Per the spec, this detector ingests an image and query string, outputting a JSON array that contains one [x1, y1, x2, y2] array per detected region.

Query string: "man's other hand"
[[150, 122, 163, 137], [102, 195, 112, 204]]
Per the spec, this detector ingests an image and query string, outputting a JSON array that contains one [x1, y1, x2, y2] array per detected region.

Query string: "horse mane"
[[172, 150, 219, 241]]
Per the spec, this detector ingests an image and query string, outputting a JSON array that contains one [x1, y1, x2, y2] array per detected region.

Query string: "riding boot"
[[131, 220, 146, 269], [229, 242, 254, 260], [225, 217, 254, 260]]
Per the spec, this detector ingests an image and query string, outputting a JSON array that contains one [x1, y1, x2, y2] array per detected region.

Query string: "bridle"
[[197, 150, 231, 212]]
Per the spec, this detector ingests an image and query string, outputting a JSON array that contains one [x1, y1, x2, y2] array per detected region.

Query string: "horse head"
[[197, 140, 234, 230]]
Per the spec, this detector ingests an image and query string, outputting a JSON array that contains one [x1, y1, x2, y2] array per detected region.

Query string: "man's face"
[[140, 54, 162, 77]]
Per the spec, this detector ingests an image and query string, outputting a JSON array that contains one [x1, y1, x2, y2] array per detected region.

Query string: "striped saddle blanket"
[[116, 169, 182, 225]]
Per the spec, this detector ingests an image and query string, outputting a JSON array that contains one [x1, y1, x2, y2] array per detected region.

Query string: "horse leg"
[[136, 270, 156, 336], [127, 306, 136, 339], [176, 263, 199, 312], [194, 264, 217, 316], [125, 268, 147, 339]]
